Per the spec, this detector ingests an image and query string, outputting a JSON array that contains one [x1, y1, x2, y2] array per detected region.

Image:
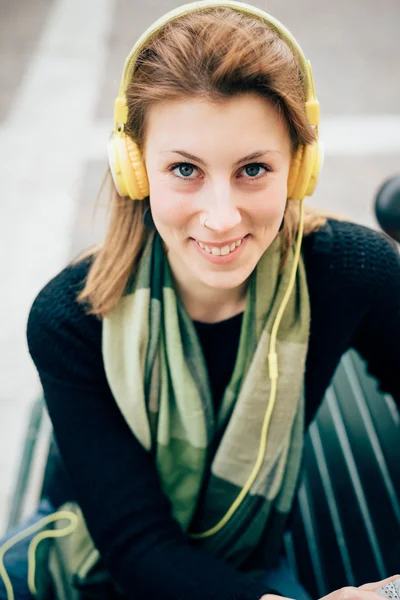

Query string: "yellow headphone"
[[107, 0, 323, 203]]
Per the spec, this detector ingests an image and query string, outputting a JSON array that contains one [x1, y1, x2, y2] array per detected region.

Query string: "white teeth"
[[196, 237, 244, 255]]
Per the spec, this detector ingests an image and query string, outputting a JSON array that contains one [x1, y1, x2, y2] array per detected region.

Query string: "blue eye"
[[244, 164, 264, 178], [169, 162, 271, 181], [175, 163, 195, 178]]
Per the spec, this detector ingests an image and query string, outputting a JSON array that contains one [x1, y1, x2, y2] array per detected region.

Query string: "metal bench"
[[287, 349, 400, 596]]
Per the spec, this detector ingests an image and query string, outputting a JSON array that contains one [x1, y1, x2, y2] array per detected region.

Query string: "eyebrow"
[[160, 149, 281, 167]]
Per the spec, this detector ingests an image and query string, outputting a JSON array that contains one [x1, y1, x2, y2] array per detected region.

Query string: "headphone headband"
[[113, 0, 320, 131], [108, 0, 323, 202]]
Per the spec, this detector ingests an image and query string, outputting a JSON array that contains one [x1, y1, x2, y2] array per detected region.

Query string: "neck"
[[173, 276, 248, 324]]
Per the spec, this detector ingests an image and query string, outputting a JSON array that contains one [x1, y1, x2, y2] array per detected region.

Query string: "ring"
[[376, 580, 400, 599], [203, 217, 208, 228]]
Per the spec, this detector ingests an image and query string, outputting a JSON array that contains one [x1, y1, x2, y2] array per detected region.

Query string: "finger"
[[358, 574, 400, 592], [322, 588, 383, 600]]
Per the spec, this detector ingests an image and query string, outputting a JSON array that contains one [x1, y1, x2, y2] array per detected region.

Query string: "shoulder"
[[27, 254, 96, 332], [303, 218, 400, 294], [304, 217, 398, 260], [27, 255, 103, 383]]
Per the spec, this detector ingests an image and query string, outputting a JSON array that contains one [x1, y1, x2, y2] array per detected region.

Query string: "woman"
[[2, 1, 399, 599]]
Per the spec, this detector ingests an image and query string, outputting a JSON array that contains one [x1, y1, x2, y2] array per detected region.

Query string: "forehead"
[[143, 93, 291, 155]]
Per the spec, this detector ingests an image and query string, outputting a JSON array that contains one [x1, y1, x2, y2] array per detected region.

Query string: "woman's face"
[[143, 93, 292, 294]]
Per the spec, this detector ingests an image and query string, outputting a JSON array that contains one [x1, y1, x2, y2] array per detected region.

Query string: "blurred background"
[[0, 0, 399, 532]]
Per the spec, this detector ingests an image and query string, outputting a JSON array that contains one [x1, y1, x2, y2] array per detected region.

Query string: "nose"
[[202, 188, 242, 233]]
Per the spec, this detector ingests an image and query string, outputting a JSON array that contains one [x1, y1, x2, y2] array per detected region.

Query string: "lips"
[[191, 234, 249, 263]]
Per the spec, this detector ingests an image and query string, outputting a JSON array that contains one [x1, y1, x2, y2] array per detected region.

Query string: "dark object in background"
[[375, 176, 400, 243]]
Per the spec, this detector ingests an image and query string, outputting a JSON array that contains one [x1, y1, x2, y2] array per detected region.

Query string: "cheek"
[[250, 183, 287, 225], [149, 182, 193, 229]]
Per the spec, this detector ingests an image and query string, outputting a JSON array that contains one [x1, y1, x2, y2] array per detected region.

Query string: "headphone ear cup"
[[287, 145, 304, 200], [107, 132, 150, 200], [306, 141, 324, 197], [108, 134, 127, 197], [125, 136, 150, 200], [287, 143, 321, 201]]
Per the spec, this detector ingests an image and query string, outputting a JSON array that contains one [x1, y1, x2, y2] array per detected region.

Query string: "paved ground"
[[0, 0, 399, 532]]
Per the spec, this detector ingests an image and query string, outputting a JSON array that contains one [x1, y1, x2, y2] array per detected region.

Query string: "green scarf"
[[102, 231, 310, 570]]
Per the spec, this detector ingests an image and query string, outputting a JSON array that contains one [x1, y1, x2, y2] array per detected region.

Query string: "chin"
[[199, 267, 252, 290]]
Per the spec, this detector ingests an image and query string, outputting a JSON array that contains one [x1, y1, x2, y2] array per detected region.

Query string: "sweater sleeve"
[[350, 229, 400, 404], [26, 260, 272, 600]]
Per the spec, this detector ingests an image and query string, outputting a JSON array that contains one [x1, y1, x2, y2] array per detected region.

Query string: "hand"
[[259, 574, 400, 600], [358, 574, 400, 593]]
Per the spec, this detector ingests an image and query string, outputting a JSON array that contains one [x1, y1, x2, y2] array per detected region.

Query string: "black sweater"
[[26, 219, 400, 600]]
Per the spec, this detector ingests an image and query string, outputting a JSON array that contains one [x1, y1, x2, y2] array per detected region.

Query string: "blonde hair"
[[78, 7, 327, 316]]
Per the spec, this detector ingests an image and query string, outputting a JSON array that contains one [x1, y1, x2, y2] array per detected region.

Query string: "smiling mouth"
[[193, 236, 246, 256]]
